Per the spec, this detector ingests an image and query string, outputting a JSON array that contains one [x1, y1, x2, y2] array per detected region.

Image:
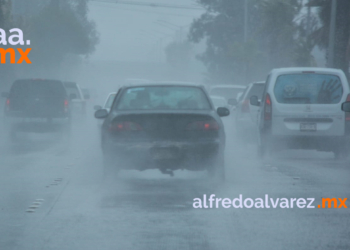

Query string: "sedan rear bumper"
[[103, 139, 222, 171]]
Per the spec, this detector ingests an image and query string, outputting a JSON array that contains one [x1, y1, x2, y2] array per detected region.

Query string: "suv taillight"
[[186, 121, 219, 131], [109, 121, 143, 131], [5, 98, 10, 111], [64, 99, 69, 113], [264, 93, 272, 121], [241, 99, 250, 113]]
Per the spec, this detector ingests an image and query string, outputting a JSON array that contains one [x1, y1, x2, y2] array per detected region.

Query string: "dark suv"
[[2, 79, 71, 140]]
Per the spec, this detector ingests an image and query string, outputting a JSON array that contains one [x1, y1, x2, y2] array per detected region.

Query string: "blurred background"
[[0, 0, 349, 100]]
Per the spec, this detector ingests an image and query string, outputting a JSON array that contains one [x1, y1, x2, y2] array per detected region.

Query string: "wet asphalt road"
[[0, 114, 350, 250]]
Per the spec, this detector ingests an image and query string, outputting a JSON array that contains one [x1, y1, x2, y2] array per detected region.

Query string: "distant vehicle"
[[250, 68, 350, 159], [209, 84, 246, 102], [94, 83, 230, 179], [94, 92, 117, 128], [236, 91, 244, 102], [81, 88, 91, 100], [2, 79, 71, 140], [94, 92, 117, 113], [64, 82, 87, 115], [235, 81, 265, 139], [210, 95, 229, 110]]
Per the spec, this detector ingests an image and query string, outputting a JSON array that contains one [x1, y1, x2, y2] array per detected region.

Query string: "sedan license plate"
[[151, 148, 178, 160], [300, 123, 316, 132]]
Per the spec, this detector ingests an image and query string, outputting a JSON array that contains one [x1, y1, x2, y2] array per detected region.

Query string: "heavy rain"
[[1, 0, 350, 249]]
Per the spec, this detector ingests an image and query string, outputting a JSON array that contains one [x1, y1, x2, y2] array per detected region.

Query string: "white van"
[[250, 68, 350, 159]]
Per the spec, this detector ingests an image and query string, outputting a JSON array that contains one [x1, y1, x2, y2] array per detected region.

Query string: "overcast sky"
[[88, 0, 204, 62]]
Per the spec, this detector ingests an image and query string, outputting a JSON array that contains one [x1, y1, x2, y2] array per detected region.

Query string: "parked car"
[[64, 82, 86, 115], [250, 68, 350, 159], [94, 83, 230, 179], [2, 79, 71, 141], [235, 81, 265, 139]]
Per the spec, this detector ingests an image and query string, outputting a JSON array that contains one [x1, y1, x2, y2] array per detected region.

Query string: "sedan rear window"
[[115, 86, 211, 110], [274, 74, 343, 104]]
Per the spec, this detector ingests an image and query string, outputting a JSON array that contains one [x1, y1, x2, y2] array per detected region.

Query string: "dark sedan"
[[94, 83, 230, 180]]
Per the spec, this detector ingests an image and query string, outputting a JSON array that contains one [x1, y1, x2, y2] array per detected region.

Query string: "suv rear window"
[[10, 79, 66, 99], [274, 74, 343, 104]]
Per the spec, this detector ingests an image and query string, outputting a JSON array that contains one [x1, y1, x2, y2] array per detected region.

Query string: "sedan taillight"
[[64, 99, 69, 113], [5, 98, 10, 111], [109, 121, 143, 131], [186, 121, 219, 131]]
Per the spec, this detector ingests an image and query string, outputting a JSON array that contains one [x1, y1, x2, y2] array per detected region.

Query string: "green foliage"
[[29, 1, 98, 62], [311, 0, 350, 76], [12, 0, 99, 77], [0, 0, 16, 89], [189, 0, 316, 84], [0, 0, 12, 29]]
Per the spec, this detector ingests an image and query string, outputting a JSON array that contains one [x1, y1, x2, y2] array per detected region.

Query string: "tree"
[[188, 0, 315, 84], [311, 0, 350, 77], [258, 0, 300, 67], [189, 0, 250, 83], [0, 0, 16, 90], [24, 0, 99, 76], [0, 0, 12, 29]]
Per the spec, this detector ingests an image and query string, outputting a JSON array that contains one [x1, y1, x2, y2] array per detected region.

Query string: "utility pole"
[[244, 0, 248, 43], [243, 0, 248, 84], [306, 1, 311, 38], [328, 0, 337, 68]]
